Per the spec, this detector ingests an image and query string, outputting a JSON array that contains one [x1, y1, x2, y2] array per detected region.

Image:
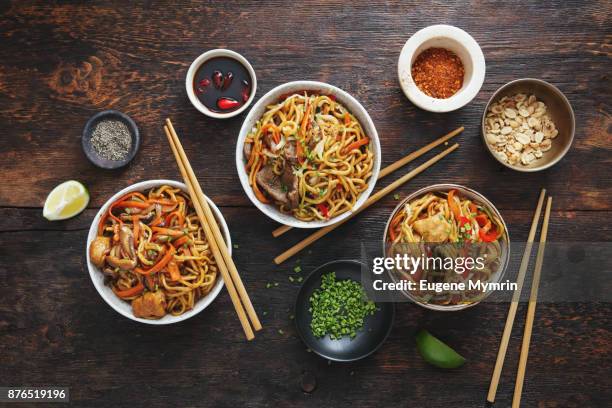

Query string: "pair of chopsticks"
[[487, 188, 553, 407], [164, 118, 261, 340], [273, 126, 464, 264]]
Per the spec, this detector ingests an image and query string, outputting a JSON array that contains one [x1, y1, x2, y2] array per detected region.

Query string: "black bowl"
[[295, 260, 395, 362], [82, 110, 140, 169]]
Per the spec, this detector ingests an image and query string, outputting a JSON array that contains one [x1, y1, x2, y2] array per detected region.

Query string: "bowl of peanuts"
[[482, 78, 575, 172]]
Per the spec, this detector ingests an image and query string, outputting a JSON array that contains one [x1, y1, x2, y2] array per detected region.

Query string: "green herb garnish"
[[309, 272, 377, 340]]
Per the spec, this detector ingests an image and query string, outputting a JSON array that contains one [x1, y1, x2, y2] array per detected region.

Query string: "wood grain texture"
[[0, 0, 610, 209], [0, 0, 610, 407]]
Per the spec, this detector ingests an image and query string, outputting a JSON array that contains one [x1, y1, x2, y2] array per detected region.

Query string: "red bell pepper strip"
[[317, 203, 329, 218]]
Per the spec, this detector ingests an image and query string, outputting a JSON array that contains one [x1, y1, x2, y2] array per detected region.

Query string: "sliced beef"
[[256, 165, 288, 204], [284, 141, 298, 163], [244, 141, 252, 161], [281, 165, 299, 209], [255, 164, 299, 209]]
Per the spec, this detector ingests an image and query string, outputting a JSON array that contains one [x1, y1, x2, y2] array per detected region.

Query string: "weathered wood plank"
[[0, 207, 610, 407], [0, 1, 610, 407], [0, 0, 610, 209]]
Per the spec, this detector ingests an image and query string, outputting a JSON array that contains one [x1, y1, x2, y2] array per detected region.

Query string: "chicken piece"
[[413, 214, 451, 243], [89, 236, 110, 268], [132, 291, 167, 319]]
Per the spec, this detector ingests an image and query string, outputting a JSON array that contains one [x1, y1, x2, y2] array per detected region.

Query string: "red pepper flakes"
[[411, 48, 465, 99]]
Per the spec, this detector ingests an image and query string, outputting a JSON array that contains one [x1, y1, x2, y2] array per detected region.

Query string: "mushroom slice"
[[89, 236, 110, 268]]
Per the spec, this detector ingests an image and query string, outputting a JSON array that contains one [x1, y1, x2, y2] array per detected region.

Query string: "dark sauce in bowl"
[[193, 57, 252, 113]]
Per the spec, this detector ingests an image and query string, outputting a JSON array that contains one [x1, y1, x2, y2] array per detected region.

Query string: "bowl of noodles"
[[236, 81, 381, 228], [383, 184, 510, 311], [86, 180, 231, 324]]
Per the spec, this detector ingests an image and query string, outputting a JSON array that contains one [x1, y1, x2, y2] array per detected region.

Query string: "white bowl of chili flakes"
[[398, 25, 486, 112]]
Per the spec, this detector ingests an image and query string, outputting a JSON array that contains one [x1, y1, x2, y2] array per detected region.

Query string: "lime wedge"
[[415, 329, 466, 368], [43, 180, 90, 221]]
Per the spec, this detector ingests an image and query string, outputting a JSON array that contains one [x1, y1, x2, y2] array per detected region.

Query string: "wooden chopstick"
[[512, 197, 552, 408], [164, 120, 261, 340], [166, 120, 261, 333], [486, 188, 547, 403], [273, 143, 459, 264], [165, 119, 261, 332], [271, 126, 464, 238], [164, 125, 254, 340]]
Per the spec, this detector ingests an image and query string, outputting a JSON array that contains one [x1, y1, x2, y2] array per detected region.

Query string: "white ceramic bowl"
[[398, 25, 486, 112], [185, 49, 257, 119], [236, 81, 382, 228], [86, 179, 231, 324]]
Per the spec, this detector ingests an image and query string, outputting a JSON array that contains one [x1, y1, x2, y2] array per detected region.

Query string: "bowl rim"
[[235, 80, 382, 229], [381, 183, 511, 311], [81, 110, 140, 169], [185, 48, 257, 119], [293, 259, 396, 362], [397, 24, 486, 113], [85, 179, 231, 325], [481, 78, 576, 172]]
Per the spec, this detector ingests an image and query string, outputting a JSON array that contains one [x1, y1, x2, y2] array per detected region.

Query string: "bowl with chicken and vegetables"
[[236, 81, 381, 228], [383, 184, 510, 311], [86, 179, 231, 324]]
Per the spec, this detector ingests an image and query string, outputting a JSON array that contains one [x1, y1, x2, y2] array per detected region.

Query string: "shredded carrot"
[[97, 212, 108, 236], [113, 223, 120, 242], [114, 200, 151, 209], [148, 199, 176, 206], [132, 215, 139, 245], [296, 140, 305, 163], [447, 189, 462, 221], [172, 235, 190, 248], [389, 212, 404, 241], [145, 275, 155, 290], [344, 112, 350, 125], [130, 192, 148, 202], [167, 260, 181, 281], [246, 142, 257, 169], [343, 137, 369, 154], [469, 202, 478, 214], [250, 160, 270, 203], [151, 227, 185, 237], [135, 245, 175, 275], [253, 180, 270, 204], [300, 99, 311, 139], [113, 282, 144, 298], [150, 214, 164, 227], [262, 123, 281, 145], [165, 210, 184, 227]]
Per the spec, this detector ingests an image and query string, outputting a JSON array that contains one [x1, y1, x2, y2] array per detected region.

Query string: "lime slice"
[[415, 329, 466, 368], [43, 180, 90, 221]]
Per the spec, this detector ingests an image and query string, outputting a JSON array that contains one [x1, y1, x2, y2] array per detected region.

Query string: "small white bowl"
[[185, 49, 257, 119], [236, 81, 382, 229], [86, 179, 231, 325], [398, 25, 486, 112]]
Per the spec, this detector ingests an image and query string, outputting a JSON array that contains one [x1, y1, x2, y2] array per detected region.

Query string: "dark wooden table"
[[1, 1, 610, 407]]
